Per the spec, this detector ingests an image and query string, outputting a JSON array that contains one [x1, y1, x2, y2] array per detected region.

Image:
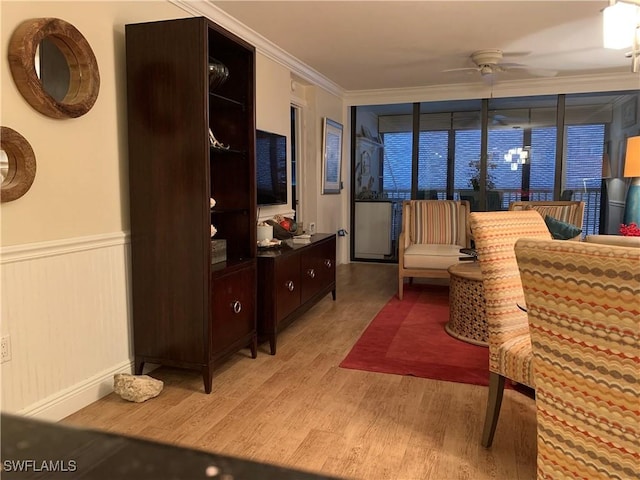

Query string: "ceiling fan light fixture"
[[479, 65, 493, 75], [603, 1, 638, 49]]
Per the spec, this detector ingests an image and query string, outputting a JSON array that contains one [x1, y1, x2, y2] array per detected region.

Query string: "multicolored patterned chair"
[[398, 200, 470, 300], [468, 210, 551, 447], [515, 239, 640, 480]]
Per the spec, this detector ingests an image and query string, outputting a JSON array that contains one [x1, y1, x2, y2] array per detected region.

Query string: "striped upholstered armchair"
[[515, 239, 640, 480], [468, 210, 552, 448], [398, 200, 470, 300], [508, 200, 585, 240]]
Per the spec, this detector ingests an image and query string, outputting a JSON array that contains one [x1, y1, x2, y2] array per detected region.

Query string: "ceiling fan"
[[444, 49, 558, 83]]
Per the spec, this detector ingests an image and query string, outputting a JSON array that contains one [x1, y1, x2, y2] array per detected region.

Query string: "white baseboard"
[[16, 360, 135, 422]]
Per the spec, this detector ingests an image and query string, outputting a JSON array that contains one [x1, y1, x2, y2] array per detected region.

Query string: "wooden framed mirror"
[[8, 18, 100, 119], [1, 127, 37, 203]]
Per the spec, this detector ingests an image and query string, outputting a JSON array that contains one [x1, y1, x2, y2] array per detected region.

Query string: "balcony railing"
[[382, 188, 602, 252]]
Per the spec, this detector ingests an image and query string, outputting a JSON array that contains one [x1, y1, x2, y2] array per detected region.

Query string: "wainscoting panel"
[[1, 233, 133, 420]]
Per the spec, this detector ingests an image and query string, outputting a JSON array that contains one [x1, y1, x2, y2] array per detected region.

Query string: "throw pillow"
[[544, 215, 582, 240]]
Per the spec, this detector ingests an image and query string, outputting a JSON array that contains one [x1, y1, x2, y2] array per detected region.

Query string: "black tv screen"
[[256, 129, 288, 206]]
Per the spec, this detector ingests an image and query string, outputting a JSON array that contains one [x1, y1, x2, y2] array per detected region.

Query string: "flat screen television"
[[256, 129, 288, 206]]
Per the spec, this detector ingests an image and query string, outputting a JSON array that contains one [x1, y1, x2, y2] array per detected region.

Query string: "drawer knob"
[[286, 280, 295, 292], [231, 301, 242, 314], [307, 268, 316, 279], [324, 259, 332, 268]]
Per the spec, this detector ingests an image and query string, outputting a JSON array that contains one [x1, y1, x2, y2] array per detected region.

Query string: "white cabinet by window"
[[355, 201, 392, 259]]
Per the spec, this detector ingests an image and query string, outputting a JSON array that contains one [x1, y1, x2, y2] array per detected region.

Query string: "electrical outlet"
[[309, 222, 316, 235], [1, 336, 11, 363]]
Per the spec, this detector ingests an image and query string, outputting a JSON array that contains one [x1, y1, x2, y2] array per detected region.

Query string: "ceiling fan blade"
[[442, 67, 480, 73], [499, 62, 527, 68]]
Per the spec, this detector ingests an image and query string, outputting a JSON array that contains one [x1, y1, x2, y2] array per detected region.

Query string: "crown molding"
[[170, 0, 344, 98], [344, 71, 640, 106]]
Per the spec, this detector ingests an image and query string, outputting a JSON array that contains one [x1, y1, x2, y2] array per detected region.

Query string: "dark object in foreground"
[[1, 414, 340, 480]]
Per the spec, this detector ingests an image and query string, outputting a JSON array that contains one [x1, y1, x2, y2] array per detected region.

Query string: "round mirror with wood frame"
[[1, 127, 37, 203], [8, 18, 100, 119]]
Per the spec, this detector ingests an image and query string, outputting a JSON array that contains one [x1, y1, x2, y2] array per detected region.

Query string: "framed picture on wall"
[[622, 98, 637, 128], [322, 117, 343, 194]]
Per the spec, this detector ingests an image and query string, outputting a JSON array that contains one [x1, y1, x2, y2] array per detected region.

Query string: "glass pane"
[[563, 91, 626, 236], [454, 127, 481, 211], [487, 97, 558, 211], [564, 124, 605, 235], [449, 105, 483, 213], [487, 128, 524, 210], [382, 131, 412, 199], [382, 130, 411, 258], [417, 129, 448, 199], [529, 127, 557, 201], [378, 106, 415, 260]]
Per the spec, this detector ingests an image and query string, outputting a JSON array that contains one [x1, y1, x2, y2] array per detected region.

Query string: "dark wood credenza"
[[257, 233, 336, 354]]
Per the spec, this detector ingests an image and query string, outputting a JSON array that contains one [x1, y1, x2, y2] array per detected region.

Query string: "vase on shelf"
[[208, 58, 229, 90]]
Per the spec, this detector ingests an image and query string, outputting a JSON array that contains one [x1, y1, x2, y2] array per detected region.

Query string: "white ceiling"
[[211, 0, 639, 92]]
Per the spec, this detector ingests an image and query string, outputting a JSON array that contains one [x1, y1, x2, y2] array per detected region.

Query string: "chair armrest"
[[398, 231, 408, 256], [585, 234, 640, 247]]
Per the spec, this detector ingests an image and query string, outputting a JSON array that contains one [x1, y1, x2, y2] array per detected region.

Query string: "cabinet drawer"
[[301, 238, 336, 303], [274, 253, 301, 321], [210, 266, 255, 354]]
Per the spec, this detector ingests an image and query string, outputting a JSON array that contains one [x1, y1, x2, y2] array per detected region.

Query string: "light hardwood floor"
[[63, 262, 537, 479]]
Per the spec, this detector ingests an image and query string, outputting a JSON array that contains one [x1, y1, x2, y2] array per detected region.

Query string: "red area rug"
[[340, 284, 490, 386]]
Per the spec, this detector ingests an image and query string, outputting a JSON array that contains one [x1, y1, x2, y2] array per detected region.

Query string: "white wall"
[[1, 0, 348, 420], [1, 235, 132, 419], [1, 1, 193, 420], [255, 54, 296, 222], [254, 56, 349, 263], [292, 85, 349, 262], [1, 1, 192, 246], [254, 58, 349, 261]]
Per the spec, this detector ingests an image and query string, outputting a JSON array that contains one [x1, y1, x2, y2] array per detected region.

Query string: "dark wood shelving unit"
[[125, 17, 257, 393]]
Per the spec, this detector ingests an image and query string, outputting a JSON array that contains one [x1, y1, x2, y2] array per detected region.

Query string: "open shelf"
[[210, 91, 245, 108]]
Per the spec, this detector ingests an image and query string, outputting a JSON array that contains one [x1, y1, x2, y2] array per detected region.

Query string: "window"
[[351, 90, 639, 262]]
